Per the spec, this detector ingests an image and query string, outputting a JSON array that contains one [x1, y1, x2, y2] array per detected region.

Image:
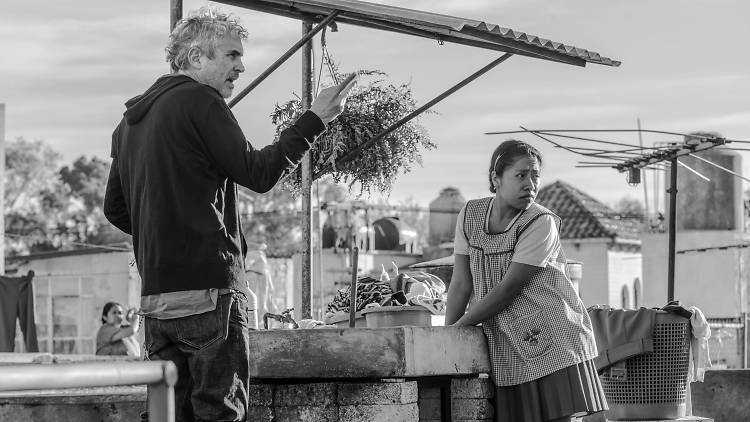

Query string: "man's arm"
[[200, 107, 324, 193], [103, 159, 132, 235], [198, 76, 356, 193]]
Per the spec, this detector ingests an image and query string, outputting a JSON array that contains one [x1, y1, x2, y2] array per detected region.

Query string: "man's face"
[[195, 35, 244, 98]]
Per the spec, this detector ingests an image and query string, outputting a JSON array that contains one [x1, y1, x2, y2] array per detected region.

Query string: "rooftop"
[[536, 180, 642, 241]]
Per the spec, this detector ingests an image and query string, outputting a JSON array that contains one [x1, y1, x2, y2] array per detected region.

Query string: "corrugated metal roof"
[[536, 180, 641, 241], [216, 0, 620, 67]]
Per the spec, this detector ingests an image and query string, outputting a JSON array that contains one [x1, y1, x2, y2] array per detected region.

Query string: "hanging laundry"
[[0, 270, 39, 352]]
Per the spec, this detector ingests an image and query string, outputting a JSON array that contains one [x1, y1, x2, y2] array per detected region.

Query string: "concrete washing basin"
[[248, 326, 491, 379]]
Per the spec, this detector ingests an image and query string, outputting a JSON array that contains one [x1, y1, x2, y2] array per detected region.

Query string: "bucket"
[[362, 306, 432, 328]]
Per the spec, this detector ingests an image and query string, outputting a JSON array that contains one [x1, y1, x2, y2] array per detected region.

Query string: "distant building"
[[5, 248, 140, 355], [536, 180, 643, 308]]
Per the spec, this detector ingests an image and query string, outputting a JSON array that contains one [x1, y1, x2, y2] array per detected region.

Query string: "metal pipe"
[[0, 361, 177, 422], [314, 53, 513, 179], [228, 11, 339, 108], [349, 246, 359, 328], [0, 360, 177, 391], [0, 103, 5, 275], [170, 0, 182, 32], [300, 21, 314, 319], [689, 153, 750, 184], [148, 380, 175, 422], [668, 157, 677, 302]]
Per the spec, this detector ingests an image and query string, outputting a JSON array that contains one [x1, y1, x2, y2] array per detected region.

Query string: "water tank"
[[373, 217, 417, 251], [668, 133, 742, 231], [428, 187, 466, 246]]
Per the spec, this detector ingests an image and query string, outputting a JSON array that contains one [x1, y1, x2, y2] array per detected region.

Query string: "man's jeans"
[[144, 292, 251, 422]]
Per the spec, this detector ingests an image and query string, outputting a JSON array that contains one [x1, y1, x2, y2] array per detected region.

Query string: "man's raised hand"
[[309, 73, 358, 124]]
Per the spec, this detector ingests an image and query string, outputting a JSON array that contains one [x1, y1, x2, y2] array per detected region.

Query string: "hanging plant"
[[271, 67, 435, 197]]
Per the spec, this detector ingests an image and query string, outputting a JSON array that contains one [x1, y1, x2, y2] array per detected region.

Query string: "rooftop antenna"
[[486, 126, 750, 303]]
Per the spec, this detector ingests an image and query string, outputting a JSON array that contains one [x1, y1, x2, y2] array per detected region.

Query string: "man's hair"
[[165, 7, 248, 72]]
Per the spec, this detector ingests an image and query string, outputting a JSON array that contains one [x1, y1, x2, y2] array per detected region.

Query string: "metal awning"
[[197, 0, 621, 318], [216, 0, 620, 67]]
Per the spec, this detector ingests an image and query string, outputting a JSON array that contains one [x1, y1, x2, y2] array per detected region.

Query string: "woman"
[[96, 302, 141, 357], [445, 140, 607, 422]]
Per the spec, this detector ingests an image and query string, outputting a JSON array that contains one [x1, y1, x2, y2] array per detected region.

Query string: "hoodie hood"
[[124, 74, 194, 125]]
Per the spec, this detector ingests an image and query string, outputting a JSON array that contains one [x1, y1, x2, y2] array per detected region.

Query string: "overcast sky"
[[2, 0, 749, 212]]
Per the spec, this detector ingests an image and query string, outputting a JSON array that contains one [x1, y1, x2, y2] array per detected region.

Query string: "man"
[[103, 7, 355, 421]]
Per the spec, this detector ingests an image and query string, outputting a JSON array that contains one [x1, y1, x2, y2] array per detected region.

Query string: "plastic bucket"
[[362, 306, 432, 328]]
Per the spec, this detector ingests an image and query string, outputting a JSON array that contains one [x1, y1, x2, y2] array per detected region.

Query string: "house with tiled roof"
[[536, 180, 643, 308]]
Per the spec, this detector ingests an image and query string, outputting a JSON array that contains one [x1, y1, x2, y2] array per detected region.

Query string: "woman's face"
[[105, 305, 124, 326], [494, 155, 541, 210]]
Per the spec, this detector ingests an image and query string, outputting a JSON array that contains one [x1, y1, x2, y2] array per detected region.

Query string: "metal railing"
[[0, 360, 177, 422]]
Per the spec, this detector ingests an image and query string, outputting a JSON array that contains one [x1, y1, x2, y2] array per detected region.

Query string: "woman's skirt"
[[494, 359, 608, 422]]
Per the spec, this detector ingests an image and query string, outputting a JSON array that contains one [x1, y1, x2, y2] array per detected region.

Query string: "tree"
[[4, 137, 68, 254], [3, 138, 128, 255], [59, 156, 130, 247], [612, 195, 645, 218], [59, 156, 109, 210]]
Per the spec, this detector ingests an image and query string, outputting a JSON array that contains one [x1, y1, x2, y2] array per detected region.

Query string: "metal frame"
[[613, 137, 726, 301], [496, 127, 728, 303], [0, 360, 178, 422], [176, 0, 619, 318]]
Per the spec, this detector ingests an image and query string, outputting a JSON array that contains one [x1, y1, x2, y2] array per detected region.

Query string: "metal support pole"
[[349, 245, 359, 328], [744, 312, 749, 368], [148, 380, 176, 422], [314, 53, 513, 179], [667, 157, 677, 302], [229, 11, 339, 108], [300, 21, 314, 319], [0, 103, 5, 275], [170, 0, 182, 32]]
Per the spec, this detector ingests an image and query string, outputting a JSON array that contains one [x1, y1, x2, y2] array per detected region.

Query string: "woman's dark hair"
[[488, 139, 543, 193], [101, 302, 123, 324]]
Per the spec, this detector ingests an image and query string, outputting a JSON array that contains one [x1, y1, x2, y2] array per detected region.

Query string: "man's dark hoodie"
[[104, 75, 324, 296]]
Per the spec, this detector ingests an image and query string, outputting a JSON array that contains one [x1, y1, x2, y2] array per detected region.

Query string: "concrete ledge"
[[0, 402, 145, 422], [0, 385, 146, 404], [691, 369, 750, 421], [248, 326, 490, 379]]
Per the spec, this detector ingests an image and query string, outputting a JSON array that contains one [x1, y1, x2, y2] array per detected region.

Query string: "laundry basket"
[[599, 311, 691, 420]]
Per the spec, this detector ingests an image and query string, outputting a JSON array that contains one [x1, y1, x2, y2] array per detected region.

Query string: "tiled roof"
[[218, 0, 620, 67], [536, 180, 642, 241]]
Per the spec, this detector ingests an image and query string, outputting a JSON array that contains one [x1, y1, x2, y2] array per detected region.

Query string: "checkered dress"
[[464, 198, 598, 386]]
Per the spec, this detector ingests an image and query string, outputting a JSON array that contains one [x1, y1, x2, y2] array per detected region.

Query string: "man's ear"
[[186, 46, 203, 69]]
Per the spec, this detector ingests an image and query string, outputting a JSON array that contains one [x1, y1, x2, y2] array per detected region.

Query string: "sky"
[[2, 0, 749, 214]]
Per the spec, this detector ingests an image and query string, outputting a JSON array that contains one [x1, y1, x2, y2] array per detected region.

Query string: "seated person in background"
[[96, 302, 141, 356]]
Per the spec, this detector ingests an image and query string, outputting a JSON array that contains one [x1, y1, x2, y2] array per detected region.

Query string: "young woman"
[[95, 302, 141, 357], [446, 140, 607, 422]]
